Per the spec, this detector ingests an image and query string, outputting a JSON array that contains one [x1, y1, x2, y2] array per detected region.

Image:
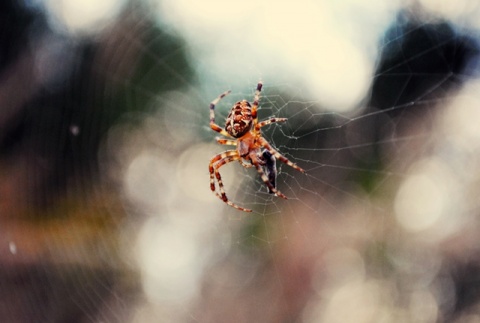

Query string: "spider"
[[209, 81, 306, 212]]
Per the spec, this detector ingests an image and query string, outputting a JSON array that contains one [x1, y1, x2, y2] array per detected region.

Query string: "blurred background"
[[1, 0, 480, 322]]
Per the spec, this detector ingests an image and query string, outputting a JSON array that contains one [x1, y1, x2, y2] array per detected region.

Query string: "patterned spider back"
[[225, 100, 253, 138]]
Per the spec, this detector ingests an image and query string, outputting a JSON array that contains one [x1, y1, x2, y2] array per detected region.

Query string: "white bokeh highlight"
[[43, 0, 125, 34], [155, 0, 401, 111], [394, 171, 447, 232], [136, 217, 203, 302]]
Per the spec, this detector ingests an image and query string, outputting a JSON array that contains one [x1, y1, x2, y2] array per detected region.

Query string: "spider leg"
[[238, 158, 254, 168], [216, 138, 237, 146], [258, 137, 306, 173], [209, 150, 237, 193], [209, 150, 252, 212], [210, 89, 233, 137], [215, 139, 253, 168], [251, 81, 263, 128], [250, 151, 287, 199], [255, 117, 288, 132]]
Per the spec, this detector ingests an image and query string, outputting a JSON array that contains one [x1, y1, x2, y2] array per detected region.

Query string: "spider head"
[[225, 100, 253, 138]]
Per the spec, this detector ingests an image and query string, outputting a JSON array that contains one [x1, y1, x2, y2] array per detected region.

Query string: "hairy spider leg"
[[250, 151, 287, 199], [251, 81, 263, 128], [209, 150, 237, 193], [215, 138, 254, 168], [238, 159, 254, 168], [255, 117, 288, 132], [213, 157, 253, 212], [210, 90, 233, 137], [258, 137, 306, 174], [209, 151, 252, 212], [215, 138, 237, 146]]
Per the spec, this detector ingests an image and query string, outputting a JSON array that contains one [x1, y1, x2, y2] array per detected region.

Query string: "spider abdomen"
[[225, 100, 253, 138]]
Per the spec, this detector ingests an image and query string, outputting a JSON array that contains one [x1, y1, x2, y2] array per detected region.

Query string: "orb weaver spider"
[[209, 81, 305, 212]]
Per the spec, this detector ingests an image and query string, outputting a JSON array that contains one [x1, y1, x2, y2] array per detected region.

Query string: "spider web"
[[2, 0, 480, 322]]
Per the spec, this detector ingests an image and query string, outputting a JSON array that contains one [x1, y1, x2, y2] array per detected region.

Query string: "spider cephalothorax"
[[209, 81, 305, 212]]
